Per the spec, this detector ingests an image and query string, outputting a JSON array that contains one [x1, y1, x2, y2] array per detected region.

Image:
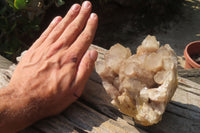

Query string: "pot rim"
[[184, 41, 200, 68]]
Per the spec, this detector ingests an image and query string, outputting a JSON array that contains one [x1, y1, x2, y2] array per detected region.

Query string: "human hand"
[[1, 1, 98, 131]]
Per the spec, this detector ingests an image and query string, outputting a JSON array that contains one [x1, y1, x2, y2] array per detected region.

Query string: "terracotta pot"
[[184, 41, 200, 69]]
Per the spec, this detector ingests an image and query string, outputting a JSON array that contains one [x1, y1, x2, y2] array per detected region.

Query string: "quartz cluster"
[[95, 35, 178, 126]]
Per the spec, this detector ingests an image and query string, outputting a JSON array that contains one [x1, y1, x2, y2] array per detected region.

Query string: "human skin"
[[0, 1, 98, 132]]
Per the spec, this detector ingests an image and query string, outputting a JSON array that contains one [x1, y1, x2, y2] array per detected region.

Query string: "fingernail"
[[90, 13, 97, 19], [52, 16, 62, 24], [83, 1, 91, 8], [72, 4, 80, 11], [90, 50, 98, 61]]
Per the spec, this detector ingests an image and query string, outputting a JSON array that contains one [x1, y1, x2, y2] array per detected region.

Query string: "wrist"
[[0, 86, 41, 132], [0, 86, 17, 132]]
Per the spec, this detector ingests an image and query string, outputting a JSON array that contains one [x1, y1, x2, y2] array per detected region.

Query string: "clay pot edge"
[[184, 41, 200, 69]]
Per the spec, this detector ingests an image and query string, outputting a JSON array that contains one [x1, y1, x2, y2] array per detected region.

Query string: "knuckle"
[[71, 57, 78, 63], [61, 52, 79, 66], [69, 23, 81, 33], [57, 38, 66, 47], [51, 22, 64, 35], [68, 53, 79, 64], [68, 11, 77, 18], [53, 26, 61, 34], [40, 33, 48, 40], [81, 32, 92, 42], [49, 22, 55, 29], [79, 8, 89, 15]]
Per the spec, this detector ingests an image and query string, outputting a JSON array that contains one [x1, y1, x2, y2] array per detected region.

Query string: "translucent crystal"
[[95, 35, 177, 126], [137, 35, 160, 55]]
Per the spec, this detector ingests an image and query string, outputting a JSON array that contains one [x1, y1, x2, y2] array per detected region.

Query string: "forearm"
[[0, 86, 41, 132]]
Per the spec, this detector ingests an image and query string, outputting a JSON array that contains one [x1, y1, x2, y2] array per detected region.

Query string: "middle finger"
[[44, 3, 81, 45], [53, 1, 92, 49]]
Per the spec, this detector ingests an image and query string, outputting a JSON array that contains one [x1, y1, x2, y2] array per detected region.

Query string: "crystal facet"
[[95, 35, 178, 126]]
